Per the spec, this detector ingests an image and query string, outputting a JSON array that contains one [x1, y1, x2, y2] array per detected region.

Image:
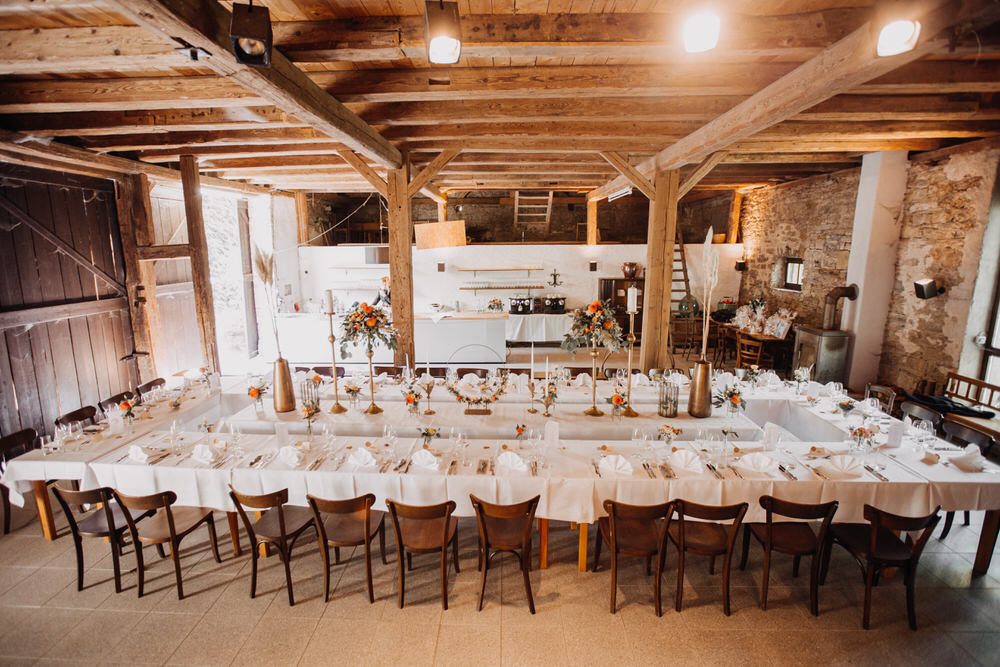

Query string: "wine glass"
[[169, 420, 181, 454]]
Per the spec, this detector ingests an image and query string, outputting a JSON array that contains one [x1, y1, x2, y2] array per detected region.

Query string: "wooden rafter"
[[678, 152, 728, 198], [407, 149, 459, 198], [598, 152, 655, 199], [335, 150, 388, 197]]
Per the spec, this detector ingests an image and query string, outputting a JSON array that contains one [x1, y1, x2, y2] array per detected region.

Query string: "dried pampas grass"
[[253, 246, 274, 287]]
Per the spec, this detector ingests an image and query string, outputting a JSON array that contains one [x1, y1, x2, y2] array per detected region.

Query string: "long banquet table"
[[4, 378, 1000, 576]]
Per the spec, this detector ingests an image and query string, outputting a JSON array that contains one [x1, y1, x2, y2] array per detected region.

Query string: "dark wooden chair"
[[864, 383, 897, 414], [821, 504, 940, 630], [229, 487, 315, 606], [739, 496, 839, 615], [899, 400, 943, 428], [426, 367, 448, 378], [386, 499, 460, 610], [736, 334, 766, 369], [112, 489, 222, 600], [456, 367, 488, 379], [373, 365, 399, 377], [668, 499, 748, 616], [1, 429, 37, 535], [54, 405, 97, 428], [99, 391, 134, 414], [135, 378, 166, 398], [471, 494, 539, 614], [593, 499, 674, 616], [312, 366, 346, 378], [51, 485, 154, 593], [938, 420, 995, 539], [307, 493, 387, 603]]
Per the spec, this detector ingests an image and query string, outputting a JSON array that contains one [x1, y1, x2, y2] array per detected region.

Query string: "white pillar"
[[841, 151, 909, 391]]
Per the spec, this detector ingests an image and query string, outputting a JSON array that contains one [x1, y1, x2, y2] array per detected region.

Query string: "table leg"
[[578, 523, 588, 572], [31, 480, 56, 541], [226, 512, 242, 556], [973, 509, 1000, 576], [254, 510, 269, 558], [538, 518, 548, 570]]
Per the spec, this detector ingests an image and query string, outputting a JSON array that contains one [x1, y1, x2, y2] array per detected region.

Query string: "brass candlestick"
[[364, 349, 382, 414], [623, 311, 639, 417], [583, 340, 604, 417], [422, 379, 436, 415], [542, 387, 554, 418], [327, 311, 347, 414], [526, 380, 538, 414]]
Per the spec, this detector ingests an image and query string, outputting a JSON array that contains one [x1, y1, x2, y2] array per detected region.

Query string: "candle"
[[426, 352, 430, 376], [545, 357, 549, 386], [627, 286, 638, 313], [405, 353, 409, 371], [324, 289, 334, 314], [530, 343, 535, 378]]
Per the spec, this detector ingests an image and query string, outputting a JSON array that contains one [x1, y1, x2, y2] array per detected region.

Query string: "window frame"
[[782, 257, 804, 292], [981, 276, 1000, 382]]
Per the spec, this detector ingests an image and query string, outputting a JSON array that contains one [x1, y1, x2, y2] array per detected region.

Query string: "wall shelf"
[[456, 267, 544, 272], [459, 285, 546, 292]]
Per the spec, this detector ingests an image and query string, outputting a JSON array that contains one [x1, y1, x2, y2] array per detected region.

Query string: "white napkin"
[[209, 372, 222, 390], [599, 454, 633, 476], [293, 371, 309, 383], [411, 448, 440, 470], [128, 445, 151, 463], [824, 381, 839, 396], [461, 373, 481, 384], [374, 372, 389, 383], [819, 455, 864, 479], [515, 373, 530, 393], [633, 373, 650, 387], [670, 449, 703, 473], [278, 445, 304, 467], [668, 372, 689, 386], [806, 381, 825, 397], [191, 444, 216, 465], [950, 444, 986, 472], [573, 373, 591, 387], [886, 421, 904, 448], [348, 448, 377, 468], [736, 452, 779, 476], [718, 372, 735, 388], [544, 421, 559, 447], [763, 422, 781, 447], [497, 450, 527, 472]]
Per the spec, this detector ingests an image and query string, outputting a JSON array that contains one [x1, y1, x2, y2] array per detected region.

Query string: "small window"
[[783, 258, 803, 291]]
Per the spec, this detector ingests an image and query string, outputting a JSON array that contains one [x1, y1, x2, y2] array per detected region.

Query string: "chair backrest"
[[736, 336, 763, 367], [135, 378, 166, 397], [229, 486, 291, 543], [566, 367, 591, 378], [54, 405, 97, 428], [308, 493, 377, 545], [862, 504, 941, 563], [456, 368, 488, 379], [945, 371, 1000, 411], [426, 367, 448, 378], [471, 494, 539, 551], [99, 391, 134, 414], [312, 366, 346, 378], [0, 428, 37, 463], [373, 365, 399, 376], [51, 485, 116, 537], [602, 498, 674, 552], [942, 419, 994, 454], [113, 489, 178, 539], [864, 383, 897, 414], [759, 496, 838, 548], [386, 498, 456, 550], [899, 400, 943, 427], [673, 499, 748, 552]]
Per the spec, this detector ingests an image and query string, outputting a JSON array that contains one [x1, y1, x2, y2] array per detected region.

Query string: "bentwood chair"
[[739, 496, 839, 615], [51, 485, 154, 593], [386, 499, 460, 610], [112, 489, 222, 600], [99, 391, 134, 415], [230, 487, 315, 606], [54, 405, 97, 429], [938, 420, 995, 539], [899, 401, 943, 429], [471, 494, 539, 614], [736, 335, 765, 369], [312, 366, 346, 378], [373, 365, 399, 377], [135, 378, 166, 398], [822, 504, 940, 630], [593, 499, 674, 616], [456, 368, 488, 379], [668, 499, 748, 616], [1, 429, 37, 534], [307, 493, 387, 603], [864, 384, 897, 415]]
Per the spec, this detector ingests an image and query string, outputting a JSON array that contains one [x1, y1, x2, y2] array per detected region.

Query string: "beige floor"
[[1, 491, 999, 666]]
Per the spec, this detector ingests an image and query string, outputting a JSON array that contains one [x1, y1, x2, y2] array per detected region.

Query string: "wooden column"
[[726, 191, 743, 243], [115, 173, 158, 381], [586, 199, 598, 245], [437, 200, 447, 222], [294, 191, 310, 245], [639, 170, 679, 372], [179, 155, 220, 374], [386, 167, 414, 368]]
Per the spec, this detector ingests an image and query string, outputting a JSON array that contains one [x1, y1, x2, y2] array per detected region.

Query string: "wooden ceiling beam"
[[407, 149, 459, 198], [590, 0, 1000, 201], [335, 150, 387, 197], [402, 138, 947, 153], [1, 108, 307, 137], [106, 0, 401, 169], [598, 152, 655, 199], [78, 127, 331, 151], [678, 151, 728, 198], [0, 25, 186, 74], [138, 143, 350, 162]]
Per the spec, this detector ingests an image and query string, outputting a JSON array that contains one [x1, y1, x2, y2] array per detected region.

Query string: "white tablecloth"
[[505, 314, 572, 342]]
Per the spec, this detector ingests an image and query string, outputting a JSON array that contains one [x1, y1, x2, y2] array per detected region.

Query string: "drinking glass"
[[40, 434, 55, 457], [169, 420, 180, 454]]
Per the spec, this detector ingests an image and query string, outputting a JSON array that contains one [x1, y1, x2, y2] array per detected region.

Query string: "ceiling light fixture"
[[683, 11, 721, 53], [607, 186, 633, 202], [425, 0, 462, 65], [876, 18, 921, 56], [230, 0, 272, 67]]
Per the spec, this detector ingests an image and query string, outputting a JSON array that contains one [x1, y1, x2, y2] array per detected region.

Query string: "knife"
[[477, 459, 488, 474], [447, 459, 457, 475], [777, 464, 797, 481], [308, 456, 326, 471], [659, 463, 675, 479], [530, 460, 538, 477], [489, 458, 496, 475], [808, 465, 829, 480], [864, 465, 889, 482], [642, 462, 656, 479], [379, 459, 392, 473], [706, 463, 723, 480], [730, 465, 744, 480], [212, 454, 233, 469], [248, 454, 263, 468]]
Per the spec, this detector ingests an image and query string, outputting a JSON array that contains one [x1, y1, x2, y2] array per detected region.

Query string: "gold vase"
[[687, 358, 713, 418], [273, 357, 296, 413]]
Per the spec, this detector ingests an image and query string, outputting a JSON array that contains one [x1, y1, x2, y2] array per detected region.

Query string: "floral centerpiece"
[[340, 301, 398, 414], [514, 424, 526, 440], [712, 385, 746, 415], [247, 378, 267, 414], [446, 373, 509, 414], [418, 426, 440, 446], [301, 400, 320, 434], [850, 425, 873, 448], [658, 425, 682, 443], [119, 394, 136, 423], [401, 384, 423, 415], [744, 364, 761, 385], [562, 299, 623, 416], [838, 399, 855, 417], [605, 387, 626, 418], [792, 365, 811, 394], [487, 298, 504, 312], [344, 383, 362, 408]]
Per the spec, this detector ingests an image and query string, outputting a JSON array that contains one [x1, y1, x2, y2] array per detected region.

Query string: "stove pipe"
[[821, 284, 858, 330]]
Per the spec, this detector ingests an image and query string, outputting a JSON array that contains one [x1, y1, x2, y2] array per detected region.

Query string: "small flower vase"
[[422, 435, 433, 447], [254, 397, 265, 417], [350, 394, 359, 410], [306, 420, 313, 437], [611, 405, 623, 423], [408, 401, 420, 417], [727, 401, 740, 422]]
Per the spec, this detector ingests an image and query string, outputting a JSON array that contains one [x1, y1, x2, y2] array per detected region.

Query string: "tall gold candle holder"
[[327, 311, 347, 414], [364, 350, 383, 414], [623, 310, 639, 417], [526, 380, 538, 414], [583, 339, 604, 417]]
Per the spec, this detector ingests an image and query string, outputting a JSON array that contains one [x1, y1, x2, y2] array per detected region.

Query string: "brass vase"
[[273, 357, 296, 413], [687, 358, 713, 418]]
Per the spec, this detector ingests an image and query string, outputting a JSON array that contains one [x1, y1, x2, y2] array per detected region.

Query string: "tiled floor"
[[1, 492, 999, 666]]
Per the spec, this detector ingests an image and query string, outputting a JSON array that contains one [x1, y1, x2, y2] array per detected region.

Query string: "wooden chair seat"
[[748, 522, 818, 555], [829, 524, 915, 563], [668, 520, 730, 554], [398, 515, 458, 552], [598, 516, 661, 554], [136, 506, 216, 543], [319, 509, 386, 545], [253, 506, 314, 541], [76, 502, 148, 538]]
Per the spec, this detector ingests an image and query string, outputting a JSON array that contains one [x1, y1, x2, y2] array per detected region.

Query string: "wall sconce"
[[437, 262, 446, 272], [589, 262, 598, 272], [231, 1, 272, 67], [914, 278, 945, 299], [735, 260, 747, 272], [424, 0, 462, 64]]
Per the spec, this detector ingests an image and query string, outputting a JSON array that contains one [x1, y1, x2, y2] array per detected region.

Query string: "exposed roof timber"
[[0, 108, 308, 137], [678, 151, 729, 198], [104, 0, 401, 169], [78, 127, 333, 151], [590, 0, 1000, 201]]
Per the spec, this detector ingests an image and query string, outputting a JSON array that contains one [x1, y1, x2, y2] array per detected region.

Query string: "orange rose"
[[366, 317, 376, 327], [361, 303, 373, 314], [312, 376, 322, 384], [612, 395, 624, 405], [603, 320, 613, 329], [248, 387, 260, 399], [119, 401, 131, 410], [730, 395, 741, 405], [516, 426, 524, 435], [588, 303, 599, 313], [405, 395, 415, 404]]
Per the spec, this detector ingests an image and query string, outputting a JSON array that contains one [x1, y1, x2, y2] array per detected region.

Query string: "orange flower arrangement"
[[712, 385, 746, 412], [562, 298, 623, 355], [248, 387, 260, 399], [611, 394, 625, 406], [340, 301, 398, 357]]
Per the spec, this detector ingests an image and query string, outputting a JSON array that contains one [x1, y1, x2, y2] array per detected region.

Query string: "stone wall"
[[679, 192, 734, 243], [738, 169, 860, 327], [878, 142, 1000, 392]]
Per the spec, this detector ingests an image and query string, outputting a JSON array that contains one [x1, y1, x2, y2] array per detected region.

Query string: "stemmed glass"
[[169, 420, 181, 455]]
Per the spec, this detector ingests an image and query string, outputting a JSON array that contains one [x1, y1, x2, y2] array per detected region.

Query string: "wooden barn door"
[[0, 164, 135, 438]]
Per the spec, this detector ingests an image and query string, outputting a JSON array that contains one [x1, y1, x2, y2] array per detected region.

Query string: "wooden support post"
[[179, 155, 220, 374], [586, 198, 598, 245], [226, 511, 242, 556], [639, 170, 679, 372], [538, 518, 549, 569], [437, 200, 447, 222], [726, 191, 743, 243], [294, 191, 309, 245], [578, 522, 589, 572], [115, 173, 158, 381], [386, 167, 414, 368]]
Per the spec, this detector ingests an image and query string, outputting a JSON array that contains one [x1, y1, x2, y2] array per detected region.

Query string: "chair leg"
[[963, 511, 970, 527], [110, 535, 122, 594], [206, 514, 222, 563], [155, 543, 167, 559], [440, 547, 449, 611], [406, 552, 412, 571], [249, 541, 259, 599], [654, 549, 663, 617], [334, 546, 341, 564], [2, 485, 10, 535], [397, 548, 406, 609], [760, 547, 771, 611], [675, 549, 685, 612], [905, 564, 918, 631], [280, 546, 295, 606], [320, 542, 330, 603], [364, 538, 375, 604], [739, 526, 751, 571], [722, 550, 734, 617], [72, 536, 85, 591], [135, 541, 146, 598], [709, 554, 716, 575], [939, 512, 955, 539], [477, 547, 489, 611], [379, 522, 388, 564], [645, 554, 652, 576], [522, 548, 536, 615], [819, 538, 833, 586], [862, 562, 875, 630], [169, 540, 185, 600], [610, 548, 618, 614], [592, 528, 603, 572], [808, 553, 821, 617], [792, 554, 801, 578]]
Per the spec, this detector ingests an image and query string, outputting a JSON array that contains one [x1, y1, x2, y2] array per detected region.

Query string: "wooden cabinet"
[[598, 278, 644, 340]]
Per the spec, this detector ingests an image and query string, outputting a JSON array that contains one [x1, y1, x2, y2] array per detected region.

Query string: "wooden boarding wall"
[[0, 163, 135, 438]]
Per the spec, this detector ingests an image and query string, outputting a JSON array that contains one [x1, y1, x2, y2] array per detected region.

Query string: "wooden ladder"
[[513, 191, 553, 231], [670, 226, 692, 309]]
